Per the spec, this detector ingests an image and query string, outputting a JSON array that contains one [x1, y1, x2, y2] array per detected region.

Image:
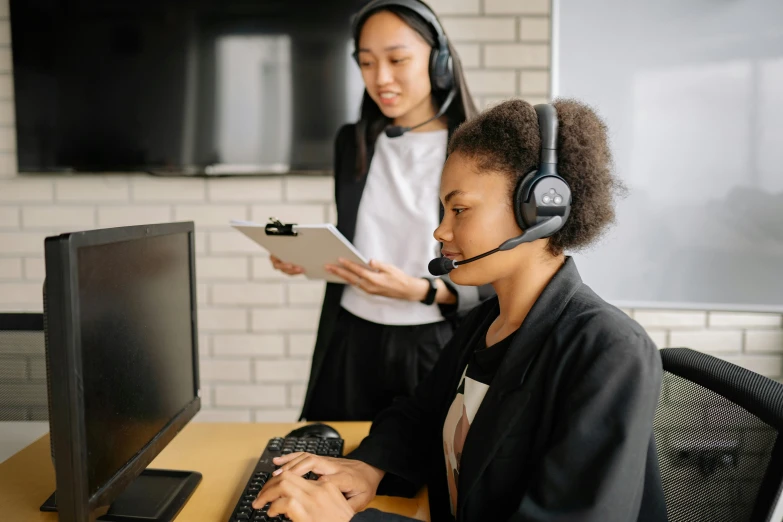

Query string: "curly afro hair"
[[447, 98, 625, 256]]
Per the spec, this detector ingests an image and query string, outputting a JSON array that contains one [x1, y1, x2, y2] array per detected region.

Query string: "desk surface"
[[0, 422, 429, 522]]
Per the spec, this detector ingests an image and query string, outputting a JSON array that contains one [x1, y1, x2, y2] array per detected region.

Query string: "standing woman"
[[270, 0, 485, 421]]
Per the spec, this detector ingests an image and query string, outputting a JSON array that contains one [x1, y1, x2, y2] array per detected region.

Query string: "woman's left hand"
[[325, 258, 428, 302], [253, 471, 355, 522]]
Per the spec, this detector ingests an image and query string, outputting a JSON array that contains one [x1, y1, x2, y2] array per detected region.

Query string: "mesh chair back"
[[655, 348, 783, 522]]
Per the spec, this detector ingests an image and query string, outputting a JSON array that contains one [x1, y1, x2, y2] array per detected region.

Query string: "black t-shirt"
[[442, 325, 517, 517]]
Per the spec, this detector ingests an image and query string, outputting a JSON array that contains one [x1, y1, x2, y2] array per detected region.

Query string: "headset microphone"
[[428, 216, 563, 276], [385, 87, 457, 138]]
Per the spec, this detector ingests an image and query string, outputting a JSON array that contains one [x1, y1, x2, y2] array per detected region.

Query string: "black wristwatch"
[[420, 277, 438, 305]]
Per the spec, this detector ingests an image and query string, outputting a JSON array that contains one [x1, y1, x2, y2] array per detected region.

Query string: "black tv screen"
[[10, 0, 365, 174]]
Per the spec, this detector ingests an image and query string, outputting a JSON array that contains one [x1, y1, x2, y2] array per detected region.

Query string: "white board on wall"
[[554, 0, 783, 311]]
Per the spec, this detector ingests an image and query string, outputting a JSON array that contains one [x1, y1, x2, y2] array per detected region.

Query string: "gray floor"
[[0, 421, 49, 464]]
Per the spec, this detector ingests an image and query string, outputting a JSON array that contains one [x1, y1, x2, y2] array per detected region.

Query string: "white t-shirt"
[[340, 129, 448, 326]]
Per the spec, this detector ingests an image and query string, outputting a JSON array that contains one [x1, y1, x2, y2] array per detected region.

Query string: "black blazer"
[[300, 124, 486, 420], [349, 258, 667, 522]]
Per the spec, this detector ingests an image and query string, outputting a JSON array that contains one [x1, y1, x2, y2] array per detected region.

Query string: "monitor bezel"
[[44, 221, 201, 521]]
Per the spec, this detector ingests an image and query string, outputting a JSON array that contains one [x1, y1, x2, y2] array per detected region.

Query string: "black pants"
[[306, 307, 454, 422]]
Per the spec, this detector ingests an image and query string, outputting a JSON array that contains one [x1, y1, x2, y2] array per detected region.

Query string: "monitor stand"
[[40, 469, 202, 521]]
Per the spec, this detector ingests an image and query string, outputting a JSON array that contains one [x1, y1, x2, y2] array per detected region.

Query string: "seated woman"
[[252, 98, 667, 522]]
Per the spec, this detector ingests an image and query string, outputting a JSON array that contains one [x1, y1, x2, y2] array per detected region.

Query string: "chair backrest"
[[655, 348, 783, 522], [0, 313, 47, 421]]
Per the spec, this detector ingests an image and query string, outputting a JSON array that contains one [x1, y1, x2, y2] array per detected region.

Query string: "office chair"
[[0, 313, 47, 421], [655, 347, 783, 522]]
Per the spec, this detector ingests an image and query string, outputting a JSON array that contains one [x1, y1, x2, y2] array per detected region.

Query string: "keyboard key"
[[227, 435, 344, 521]]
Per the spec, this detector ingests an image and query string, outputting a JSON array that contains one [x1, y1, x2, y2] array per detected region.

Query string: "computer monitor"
[[41, 222, 202, 522]]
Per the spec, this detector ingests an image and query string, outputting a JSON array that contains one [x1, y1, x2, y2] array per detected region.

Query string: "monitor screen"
[[43, 222, 201, 519], [76, 232, 196, 496]]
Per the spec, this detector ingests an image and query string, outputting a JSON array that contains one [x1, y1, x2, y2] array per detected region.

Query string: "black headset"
[[513, 103, 571, 236], [350, 0, 454, 92], [428, 103, 572, 276]]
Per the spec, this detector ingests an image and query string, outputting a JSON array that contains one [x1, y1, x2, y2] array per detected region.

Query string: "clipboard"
[[230, 218, 371, 284]]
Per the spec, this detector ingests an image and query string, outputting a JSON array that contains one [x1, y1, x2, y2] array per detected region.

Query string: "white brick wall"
[[212, 334, 285, 357], [435, 1, 554, 110], [745, 330, 783, 353], [251, 308, 322, 333], [426, 0, 480, 15], [253, 359, 311, 384], [1, 0, 782, 425], [0, 232, 46, 254], [250, 203, 326, 225], [453, 43, 481, 68], [97, 205, 172, 228], [283, 177, 333, 203], [0, 179, 53, 201], [22, 207, 95, 229], [441, 18, 517, 42], [634, 310, 707, 328], [464, 70, 517, 95], [200, 359, 252, 383], [0, 205, 17, 227], [0, 257, 20, 278], [132, 177, 206, 202], [289, 333, 317, 358], [55, 177, 130, 202], [519, 70, 550, 95], [287, 281, 327, 305], [0, 48, 11, 72], [630, 309, 783, 380], [212, 282, 285, 306], [483, 44, 550, 68], [175, 205, 248, 227], [194, 409, 252, 423], [519, 17, 550, 42], [196, 256, 249, 280], [199, 308, 250, 332], [667, 330, 742, 354], [484, 0, 550, 15], [215, 384, 287, 408], [207, 178, 283, 202]]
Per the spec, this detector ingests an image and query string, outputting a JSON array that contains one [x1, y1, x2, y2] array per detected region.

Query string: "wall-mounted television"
[[11, 0, 366, 175]]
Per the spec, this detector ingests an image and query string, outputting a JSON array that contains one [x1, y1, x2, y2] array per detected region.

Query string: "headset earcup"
[[513, 171, 536, 230], [440, 54, 453, 90], [430, 48, 453, 91], [522, 173, 572, 236]]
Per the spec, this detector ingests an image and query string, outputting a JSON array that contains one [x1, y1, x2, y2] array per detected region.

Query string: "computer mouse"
[[285, 422, 341, 439]]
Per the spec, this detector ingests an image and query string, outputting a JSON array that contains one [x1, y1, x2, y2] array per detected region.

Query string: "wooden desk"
[[0, 422, 429, 521]]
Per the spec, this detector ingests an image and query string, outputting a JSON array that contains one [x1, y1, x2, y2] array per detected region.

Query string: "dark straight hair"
[[352, 1, 478, 178]]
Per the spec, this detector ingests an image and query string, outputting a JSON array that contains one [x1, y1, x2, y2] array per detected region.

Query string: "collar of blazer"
[[456, 257, 584, 514]]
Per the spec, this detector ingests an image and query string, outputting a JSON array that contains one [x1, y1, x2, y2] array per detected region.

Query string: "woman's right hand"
[[270, 255, 305, 276], [259, 452, 386, 512]]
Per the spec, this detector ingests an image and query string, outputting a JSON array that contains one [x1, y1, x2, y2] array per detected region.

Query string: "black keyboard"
[[228, 436, 345, 522]]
